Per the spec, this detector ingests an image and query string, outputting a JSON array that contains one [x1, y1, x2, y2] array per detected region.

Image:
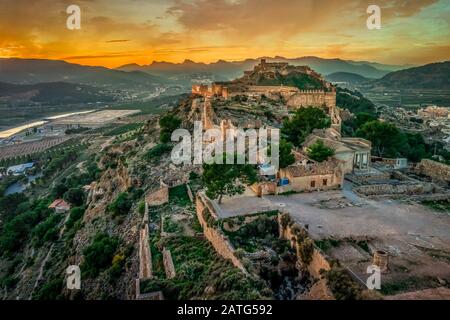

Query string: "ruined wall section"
[[145, 181, 169, 206], [354, 183, 435, 196], [162, 248, 176, 279], [195, 193, 246, 272], [414, 159, 450, 187], [278, 212, 334, 299]]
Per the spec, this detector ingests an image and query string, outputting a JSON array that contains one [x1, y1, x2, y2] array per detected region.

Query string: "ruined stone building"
[[303, 128, 372, 174]]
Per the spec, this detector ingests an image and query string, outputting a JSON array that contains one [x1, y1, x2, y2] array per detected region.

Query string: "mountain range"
[[117, 56, 411, 80], [0, 58, 167, 90], [0, 57, 448, 105], [0, 81, 113, 105], [375, 61, 450, 89]]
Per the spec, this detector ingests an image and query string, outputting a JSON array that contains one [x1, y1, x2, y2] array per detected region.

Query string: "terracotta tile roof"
[[48, 199, 71, 209]]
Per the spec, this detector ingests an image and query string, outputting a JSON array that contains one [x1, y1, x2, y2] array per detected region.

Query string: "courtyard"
[[215, 181, 450, 296]]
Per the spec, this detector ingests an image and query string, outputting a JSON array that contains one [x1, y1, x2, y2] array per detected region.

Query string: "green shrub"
[[32, 213, 62, 246], [307, 140, 335, 162], [34, 277, 64, 300], [159, 114, 181, 143], [82, 233, 119, 277], [322, 266, 361, 300], [66, 206, 85, 230], [108, 192, 132, 218], [63, 187, 86, 206], [146, 143, 172, 162]]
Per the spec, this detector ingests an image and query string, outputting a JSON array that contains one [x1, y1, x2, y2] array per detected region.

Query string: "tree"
[[159, 114, 181, 143], [279, 139, 296, 169], [63, 187, 85, 206], [401, 132, 429, 163], [282, 107, 330, 147], [202, 155, 258, 204], [146, 143, 172, 162], [52, 183, 68, 198], [82, 233, 119, 277], [356, 120, 404, 157], [307, 140, 335, 162], [343, 112, 377, 136], [66, 206, 85, 229]]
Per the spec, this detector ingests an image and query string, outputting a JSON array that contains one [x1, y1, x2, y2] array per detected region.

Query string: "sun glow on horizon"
[[0, 0, 449, 68]]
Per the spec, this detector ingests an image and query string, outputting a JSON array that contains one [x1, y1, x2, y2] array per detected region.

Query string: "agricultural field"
[[0, 137, 72, 161], [52, 110, 140, 126]]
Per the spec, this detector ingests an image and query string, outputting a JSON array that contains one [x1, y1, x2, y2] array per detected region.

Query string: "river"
[[0, 110, 96, 139]]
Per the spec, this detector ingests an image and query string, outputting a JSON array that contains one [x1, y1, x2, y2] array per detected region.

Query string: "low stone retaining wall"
[[135, 279, 163, 300], [139, 203, 152, 279], [355, 182, 434, 196], [414, 159, 450, 187], [278, 212, 331, 277]]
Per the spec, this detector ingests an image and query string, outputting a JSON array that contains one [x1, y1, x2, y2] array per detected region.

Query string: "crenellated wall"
[[286, 90, 336, 109]]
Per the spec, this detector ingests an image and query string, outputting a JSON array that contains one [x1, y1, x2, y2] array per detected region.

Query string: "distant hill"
[[345, 60, 414, 72], [0, 81, 113, 105], [336, 87, 377, 116], [376, 61, 450, 89], [326, 72, 369, 84], [0, 58, 167, 89], [117, 56, 406, 81]]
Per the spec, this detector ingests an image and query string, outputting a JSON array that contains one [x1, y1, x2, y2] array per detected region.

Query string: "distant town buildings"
[[417, 105, 450, 119]]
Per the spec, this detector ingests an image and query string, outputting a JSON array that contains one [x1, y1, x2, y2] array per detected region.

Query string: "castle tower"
[[260, 58, 267, 69]]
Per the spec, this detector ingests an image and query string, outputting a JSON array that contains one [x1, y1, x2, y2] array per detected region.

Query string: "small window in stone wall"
[[310, 180, 316, 188], [323, 179, 328, 186]]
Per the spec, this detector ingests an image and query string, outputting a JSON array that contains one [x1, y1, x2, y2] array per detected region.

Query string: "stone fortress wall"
[[277, 211, 334, 299], [192, 83, 336, 110], [195, 193, 246, 272], [191, 59, 340, 128], [194, 192, 336, 299]]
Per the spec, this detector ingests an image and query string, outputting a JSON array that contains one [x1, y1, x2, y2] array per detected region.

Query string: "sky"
[[0, 0, 449, 68]]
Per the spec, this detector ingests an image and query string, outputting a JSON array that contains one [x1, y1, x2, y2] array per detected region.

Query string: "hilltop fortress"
[[192, 59, 336, 108], [192, 59, 340, 128]]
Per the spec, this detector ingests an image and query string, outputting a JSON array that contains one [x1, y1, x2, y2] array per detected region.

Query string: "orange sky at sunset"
[[0, 0, 449, 68]]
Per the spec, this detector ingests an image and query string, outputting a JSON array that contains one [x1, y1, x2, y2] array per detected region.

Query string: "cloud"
[[0, 0, 447, 66], [167, 0, 440, 38], [106, 39, 130, 43], [62, 53, 139, 60]]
